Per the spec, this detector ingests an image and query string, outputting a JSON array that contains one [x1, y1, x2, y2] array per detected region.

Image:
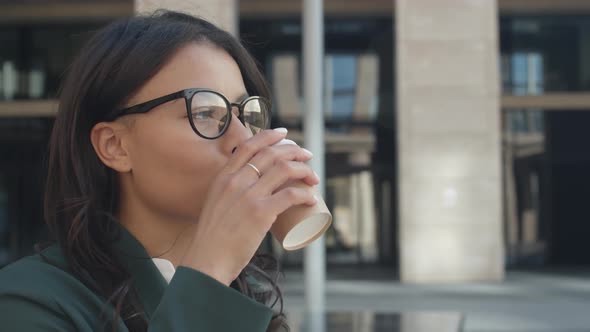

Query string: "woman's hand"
[[179, 128, 319, 286]]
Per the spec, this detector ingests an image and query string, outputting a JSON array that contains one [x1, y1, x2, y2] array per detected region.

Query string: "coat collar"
[[40, 223, 167, 319], [111, 224, 168, 319]]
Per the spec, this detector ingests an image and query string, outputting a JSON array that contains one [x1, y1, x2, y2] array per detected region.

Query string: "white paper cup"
[[270, 181, 332, 251]]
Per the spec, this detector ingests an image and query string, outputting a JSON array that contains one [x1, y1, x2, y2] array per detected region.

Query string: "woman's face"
[[119, 42, 252, 223]]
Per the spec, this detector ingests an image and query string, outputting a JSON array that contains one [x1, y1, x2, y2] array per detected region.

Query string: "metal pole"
[[303, 0, 325, 314]]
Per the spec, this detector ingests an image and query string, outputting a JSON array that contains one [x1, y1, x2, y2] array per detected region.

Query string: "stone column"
[[134, 0, 238, 35], [396, 0, 504, 282]]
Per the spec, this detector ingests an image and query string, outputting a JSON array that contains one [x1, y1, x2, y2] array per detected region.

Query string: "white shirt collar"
[[151, 258, 176, 284]]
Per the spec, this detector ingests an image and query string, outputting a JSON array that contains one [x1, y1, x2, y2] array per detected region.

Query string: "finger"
[[273, 138, 298, 147], [272, 139, 314, 162], [246, 144, 313, 177], [250, 160, 319, 196], [264, 186, 318, 217], [223, 161, 262, 194], [224, 128, 288, 174]]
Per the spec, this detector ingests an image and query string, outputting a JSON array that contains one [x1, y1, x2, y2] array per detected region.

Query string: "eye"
[[193, 110, 211, 120], [192, 107, 217, 120]]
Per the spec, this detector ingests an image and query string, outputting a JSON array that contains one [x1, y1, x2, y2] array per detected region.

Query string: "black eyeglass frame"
[[104, 88, 271, 140]]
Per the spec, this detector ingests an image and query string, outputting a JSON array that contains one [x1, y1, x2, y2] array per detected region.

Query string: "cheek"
[[129, 120, 225, 219]]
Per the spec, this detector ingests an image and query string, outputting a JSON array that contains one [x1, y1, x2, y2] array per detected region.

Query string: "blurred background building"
[[1, 0, 590, 284]]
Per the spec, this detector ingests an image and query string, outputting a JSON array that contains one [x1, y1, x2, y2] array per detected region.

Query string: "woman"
[[0, 10, 320, 331]]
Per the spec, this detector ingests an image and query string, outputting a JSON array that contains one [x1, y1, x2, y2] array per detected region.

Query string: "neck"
[[117, 192, 195, 268]]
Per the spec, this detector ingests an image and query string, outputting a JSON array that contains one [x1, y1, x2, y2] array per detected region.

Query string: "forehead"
[[129, 42, 247, 105]]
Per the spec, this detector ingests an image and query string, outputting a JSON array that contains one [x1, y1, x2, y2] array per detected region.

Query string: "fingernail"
[[274, 139, 297, 146], [273, 127, 288, 134], [302, 148, 313, 157], [313, 194, 320, 203], [313, 170, 320, 180]]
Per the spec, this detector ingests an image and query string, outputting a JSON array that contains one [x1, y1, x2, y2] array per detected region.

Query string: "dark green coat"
[[0, 226, 272, 331]]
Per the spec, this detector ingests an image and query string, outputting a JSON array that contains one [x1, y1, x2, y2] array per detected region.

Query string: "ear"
[[90, 122, 132, 173]]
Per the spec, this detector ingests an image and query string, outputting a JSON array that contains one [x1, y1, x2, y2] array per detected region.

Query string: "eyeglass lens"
[[190, 91, 269, 138]]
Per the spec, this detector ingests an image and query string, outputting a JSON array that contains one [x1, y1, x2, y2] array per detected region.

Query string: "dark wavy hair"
[[43, 9, 288, 332]]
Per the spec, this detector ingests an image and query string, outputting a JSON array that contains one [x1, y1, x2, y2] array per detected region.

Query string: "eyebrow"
[[234, 92, 250, 103]]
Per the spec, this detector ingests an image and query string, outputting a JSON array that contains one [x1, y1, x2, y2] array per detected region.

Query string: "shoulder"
[[0, 245, 104, 311], [0, 245, 75, 297], [0, 246, 108, 330]]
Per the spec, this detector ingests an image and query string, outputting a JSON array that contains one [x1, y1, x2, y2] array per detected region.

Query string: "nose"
[[223, 111, 252, 155]]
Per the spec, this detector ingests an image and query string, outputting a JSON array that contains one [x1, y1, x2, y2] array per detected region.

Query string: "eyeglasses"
[[105, 88, 271, 139]]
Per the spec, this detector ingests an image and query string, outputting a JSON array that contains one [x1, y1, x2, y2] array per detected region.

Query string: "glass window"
[[243, 17, 394, 267], [0, 24, 106, 101], [0, 175, 8, 266], [502, 108, 547, 266], [0, 29, 21, 101], [501, 16, 590, 93], [504, 52, 543, 95], [268, 53, 378, 127], [330, 55, 356, 120]]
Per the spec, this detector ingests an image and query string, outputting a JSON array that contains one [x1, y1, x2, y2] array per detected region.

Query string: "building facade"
[[1, 0, 589, 282]]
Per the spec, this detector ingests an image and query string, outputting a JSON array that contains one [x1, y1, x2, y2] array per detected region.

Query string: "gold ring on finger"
[[246, 162, 262, 178]]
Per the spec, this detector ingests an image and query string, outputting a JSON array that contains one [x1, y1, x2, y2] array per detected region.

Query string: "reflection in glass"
[[286, 311, 463, 332], [242, 17, 394, 268], [271, 53, 378, 126], [0, 24, 105, 100], [502, 108, 546, 265], [502, 52, 543, 95], [0, 176, 7, 266], [269, 53, 380, 265], [501, 16, 590, 93]]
